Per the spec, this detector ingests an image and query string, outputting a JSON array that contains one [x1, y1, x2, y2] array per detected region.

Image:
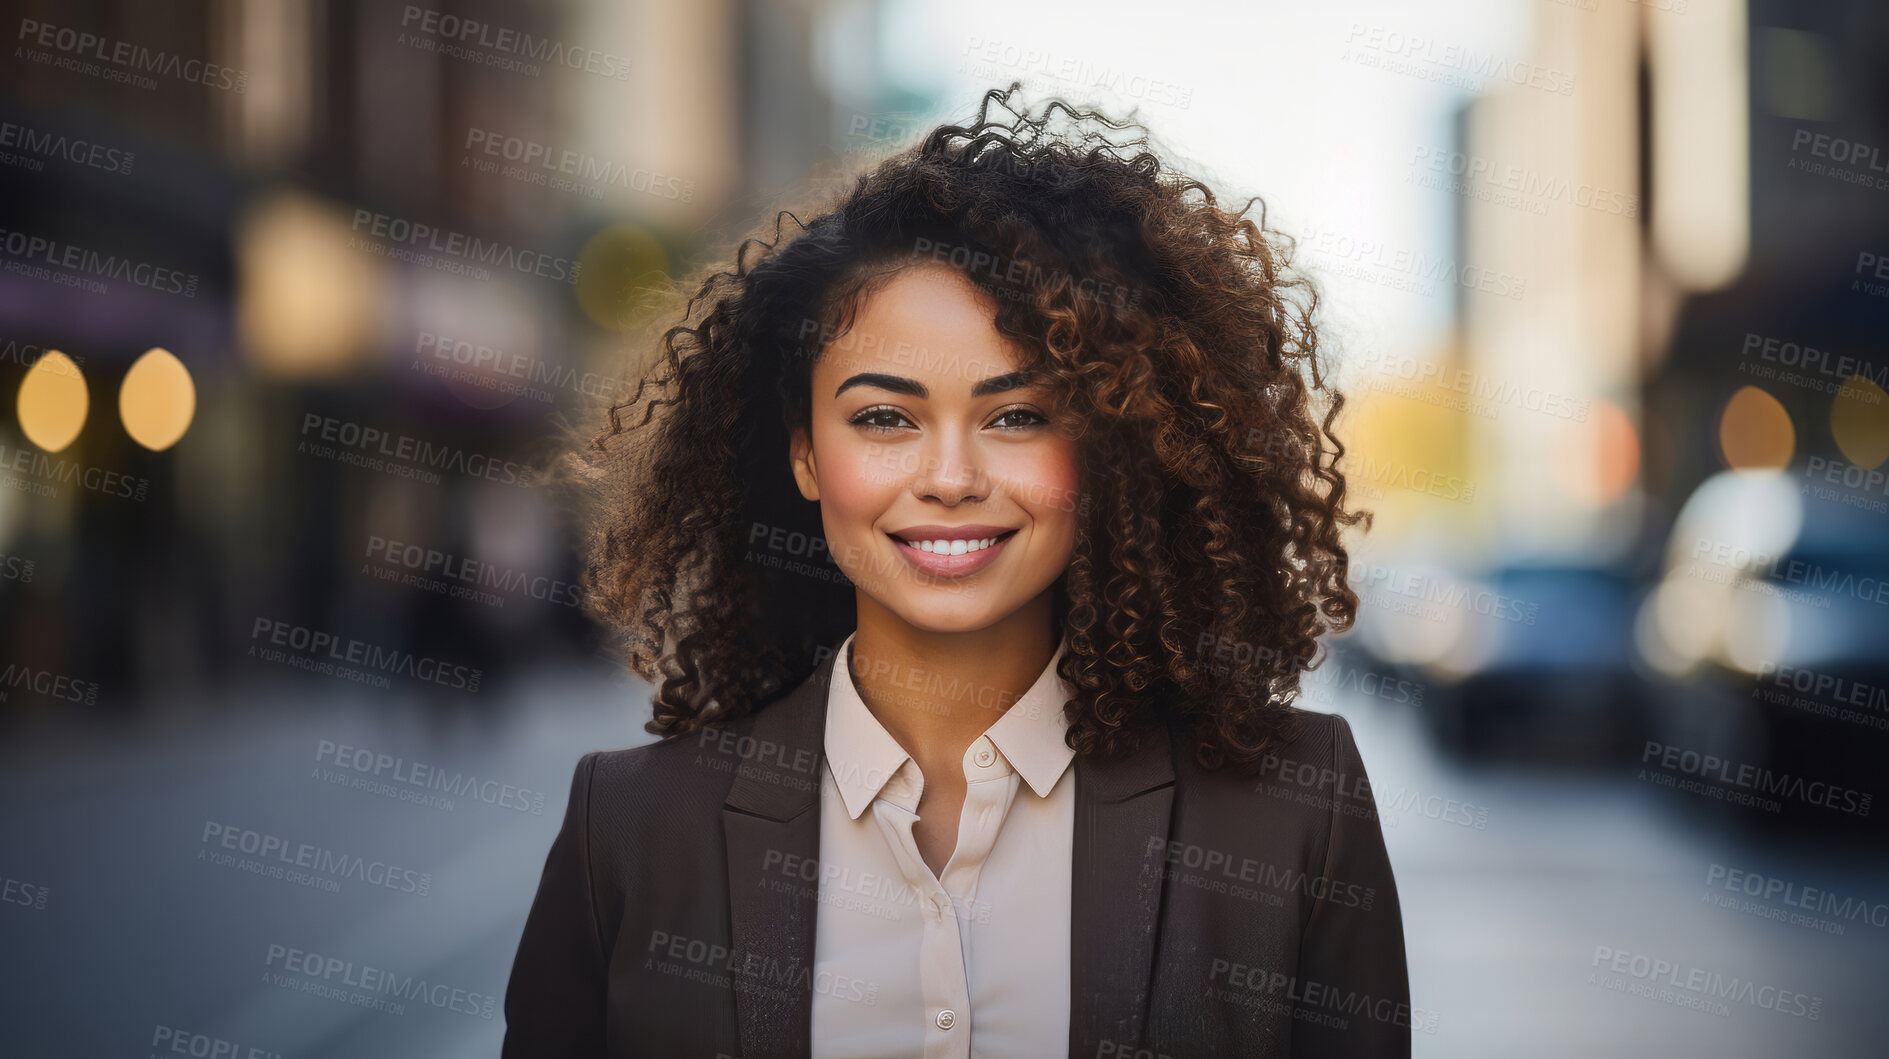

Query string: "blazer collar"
[[720, 647, 1177, 1059], [722, 649, 835, 823]]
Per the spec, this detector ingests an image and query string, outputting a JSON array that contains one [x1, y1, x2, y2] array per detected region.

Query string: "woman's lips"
[[886, 529, 1017, 578]]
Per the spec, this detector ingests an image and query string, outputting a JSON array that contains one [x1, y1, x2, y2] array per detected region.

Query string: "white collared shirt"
[[810, 630, 1076, 1059]]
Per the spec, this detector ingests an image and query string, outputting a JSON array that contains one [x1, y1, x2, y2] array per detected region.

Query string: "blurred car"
[[1341, 555, 1655, 763], [1423, 562, 1652, 762], [1637, 472, 1889, 841]]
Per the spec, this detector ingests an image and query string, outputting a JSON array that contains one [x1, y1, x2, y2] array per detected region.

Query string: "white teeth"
[[911, 536, 998, 554]]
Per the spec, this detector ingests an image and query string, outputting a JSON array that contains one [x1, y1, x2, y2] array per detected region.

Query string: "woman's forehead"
[[813, 264, 1038, 395]]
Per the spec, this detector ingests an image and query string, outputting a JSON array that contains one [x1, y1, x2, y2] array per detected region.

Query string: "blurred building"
[[0, 0, 907, 714]]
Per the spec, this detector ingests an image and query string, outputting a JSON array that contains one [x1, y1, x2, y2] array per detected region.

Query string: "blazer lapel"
[[1069, 719, 1177, 1056], [722, 653, 838, 1059]]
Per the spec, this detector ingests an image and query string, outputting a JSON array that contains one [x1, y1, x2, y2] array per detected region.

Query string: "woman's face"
[[790, 262, 1082, 634]]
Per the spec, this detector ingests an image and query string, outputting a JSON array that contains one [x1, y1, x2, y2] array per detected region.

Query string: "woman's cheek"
[[1007, 444, 1082, 543], [816, 440, 898, 549]]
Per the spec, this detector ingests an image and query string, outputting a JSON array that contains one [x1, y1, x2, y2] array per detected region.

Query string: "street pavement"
[[2, 664, 1884, 1057]]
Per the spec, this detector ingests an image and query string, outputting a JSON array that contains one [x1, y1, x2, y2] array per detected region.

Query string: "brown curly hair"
[[551, 84, 1371, 775]]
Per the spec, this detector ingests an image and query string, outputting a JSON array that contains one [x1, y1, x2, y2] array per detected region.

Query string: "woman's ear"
[[789, 427, 820, 501]]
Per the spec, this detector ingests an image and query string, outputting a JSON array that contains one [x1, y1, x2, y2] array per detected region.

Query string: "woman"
[[505, 85, 1409, 1058]]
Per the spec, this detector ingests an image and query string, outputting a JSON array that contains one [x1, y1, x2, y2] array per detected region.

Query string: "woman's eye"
[[849, 407, 913, 432], [991, 408, 1049, 430]]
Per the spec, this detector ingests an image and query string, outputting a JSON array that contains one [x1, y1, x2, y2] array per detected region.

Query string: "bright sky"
[[870, 0, 1535, 383]]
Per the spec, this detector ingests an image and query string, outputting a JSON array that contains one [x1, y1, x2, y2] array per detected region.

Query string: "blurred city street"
[[4, 0, 1888, 1054]]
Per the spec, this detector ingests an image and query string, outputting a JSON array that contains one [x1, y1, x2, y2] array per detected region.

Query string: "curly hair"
[[551, 83, 1371, 775]]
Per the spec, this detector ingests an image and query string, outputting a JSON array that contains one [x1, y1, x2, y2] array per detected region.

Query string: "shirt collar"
[[823, 630, 1076, 820]]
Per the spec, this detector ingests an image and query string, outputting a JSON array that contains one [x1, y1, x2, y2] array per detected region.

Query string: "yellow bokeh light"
[[575, 223, 669, 330], [236, 189, 384, 378], [119, 347, 197, 451], [17, 350, 88, 452], [1830, 374, 1889, 469], [1716, 385, 1793, 470]]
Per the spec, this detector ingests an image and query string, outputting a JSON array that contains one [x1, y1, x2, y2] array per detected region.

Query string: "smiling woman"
[[510, 84, 1407, 1058], [791, 263, 1081, 636]]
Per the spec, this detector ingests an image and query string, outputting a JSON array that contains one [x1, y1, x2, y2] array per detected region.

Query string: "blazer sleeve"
[[1291, 713, 1412, 1058], [502, 750, 608, 1058]]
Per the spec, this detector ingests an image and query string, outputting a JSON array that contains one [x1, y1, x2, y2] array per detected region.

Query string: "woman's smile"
[[886, 526, 1021, 577]]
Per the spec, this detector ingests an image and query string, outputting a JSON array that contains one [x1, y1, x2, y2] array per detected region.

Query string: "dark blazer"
[[502, 649, 1410, 1058]]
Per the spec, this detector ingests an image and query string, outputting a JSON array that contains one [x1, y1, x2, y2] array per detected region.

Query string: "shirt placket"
[[868, 754, 1021, 1059]]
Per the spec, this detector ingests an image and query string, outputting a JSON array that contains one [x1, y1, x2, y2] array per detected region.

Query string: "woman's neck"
[[846, 591, 1062, 771]]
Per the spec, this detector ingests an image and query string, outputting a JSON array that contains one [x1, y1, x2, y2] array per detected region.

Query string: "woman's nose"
[[909, 435, 989, 504]]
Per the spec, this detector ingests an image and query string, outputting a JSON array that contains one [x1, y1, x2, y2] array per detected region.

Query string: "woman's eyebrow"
[[835, 370, 1038, 399]]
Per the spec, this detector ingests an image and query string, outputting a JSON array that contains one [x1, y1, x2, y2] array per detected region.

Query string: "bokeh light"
[[575, 223, 670, 331], [1830, 373, 1889, 469], [1716, 384, 1794, 470], [17, 350, 88, 452], [119, 348, 197, 451]]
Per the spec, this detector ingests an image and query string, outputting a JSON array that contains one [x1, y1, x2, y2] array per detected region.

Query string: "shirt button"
[[936, 1009, 957, 1030], [974, 744, 994, 767]]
